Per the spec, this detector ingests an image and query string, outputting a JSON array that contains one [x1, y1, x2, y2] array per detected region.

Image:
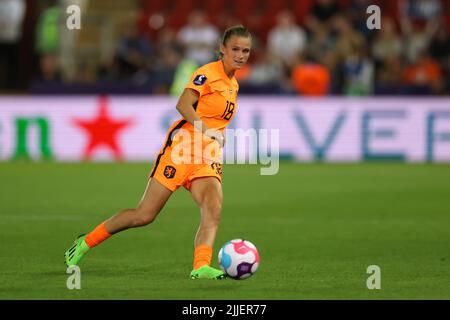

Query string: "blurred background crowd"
[[1, 0, 449, 96]]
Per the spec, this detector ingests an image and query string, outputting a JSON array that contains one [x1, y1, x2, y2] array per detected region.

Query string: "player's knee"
[[133, 208, 158, 227], [138, 215, 156, 227]]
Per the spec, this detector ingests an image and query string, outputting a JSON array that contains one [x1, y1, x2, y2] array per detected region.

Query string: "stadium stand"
[[2, 0, 450, 96]]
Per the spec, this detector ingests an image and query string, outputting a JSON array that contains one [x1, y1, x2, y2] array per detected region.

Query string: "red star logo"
[[73, 96, 133, 161]]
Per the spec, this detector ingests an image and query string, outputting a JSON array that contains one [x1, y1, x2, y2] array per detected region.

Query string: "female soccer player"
[[65, 25, 252, 279]]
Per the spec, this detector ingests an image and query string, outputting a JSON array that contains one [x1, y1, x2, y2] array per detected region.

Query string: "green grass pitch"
[[0, 162, 449, 299]]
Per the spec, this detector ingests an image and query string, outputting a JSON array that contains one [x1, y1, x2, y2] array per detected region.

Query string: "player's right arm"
[[176, 88, 225, 147]]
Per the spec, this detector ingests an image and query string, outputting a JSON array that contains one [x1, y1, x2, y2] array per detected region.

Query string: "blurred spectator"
[[59, 0, 89, 81], [72, 61, 95, 84], [155, 27, 180, 52], [400, 10, 439, 63], [177, 10, 220, 66], [322, 49, 342, 94], [35, 0, 60, 55], [348, 0, 381, 37], [116, 25, 152, 80], [333, 15, 366, 63], [151, 47, 182, 94], [291, 52, 331, 96], [150, 27, 189, 96], [33, 0, 63, 88], [403, 49, 443, 94], [308, 24, 335, 64], [97, 56, 120, 82], [399, 0, 442, 23], [239, 47, 283, 88], [267, 10, 307, 69], [35, 53, 62, 84], [429, 21, 450, 70], [428, 21, 450, 93], [170, 57, 198, 97], [32, 0, 63, 87], [372, 17, 403, 63], [342, 43, 374, 96], [0, 0, 26, 90], [307, 21, 340, 91], [376, 55, 405, 94]]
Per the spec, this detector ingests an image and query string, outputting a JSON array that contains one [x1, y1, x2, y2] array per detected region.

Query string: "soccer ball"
[[218, 239, 260, 279]]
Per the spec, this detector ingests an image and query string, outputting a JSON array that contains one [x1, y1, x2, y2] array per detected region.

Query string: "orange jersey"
[[149, 60, 239, 191], [185, 60, 239, 132], [164, 60, 239, 163]]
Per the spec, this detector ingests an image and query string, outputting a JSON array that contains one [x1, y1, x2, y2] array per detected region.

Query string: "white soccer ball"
[[218, 239, 260, 280]]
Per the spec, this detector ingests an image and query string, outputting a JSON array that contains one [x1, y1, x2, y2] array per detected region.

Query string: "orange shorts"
[[149, 146, 222, 191], [149, 120, 223, 192]]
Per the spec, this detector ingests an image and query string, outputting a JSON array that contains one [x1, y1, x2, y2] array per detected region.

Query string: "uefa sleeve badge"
[[193, 74, 207, 86]]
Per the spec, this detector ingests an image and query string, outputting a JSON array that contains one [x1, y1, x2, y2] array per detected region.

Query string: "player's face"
[[221, 35, 252, 70]]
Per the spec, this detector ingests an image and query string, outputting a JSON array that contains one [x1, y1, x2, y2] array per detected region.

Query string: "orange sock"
[[84, 222, 112, 248], [193, 244, 212, 270]]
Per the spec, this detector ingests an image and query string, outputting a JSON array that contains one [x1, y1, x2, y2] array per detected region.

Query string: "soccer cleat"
[[64, 234, 90, 267], [190, 265, 227, 280]]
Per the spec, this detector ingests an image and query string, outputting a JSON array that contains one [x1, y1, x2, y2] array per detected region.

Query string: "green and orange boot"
[[190, 265, 226, 279], [64, 235, 90, 267]]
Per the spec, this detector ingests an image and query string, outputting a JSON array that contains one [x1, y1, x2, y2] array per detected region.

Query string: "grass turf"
[[0, 162, 449, 299]]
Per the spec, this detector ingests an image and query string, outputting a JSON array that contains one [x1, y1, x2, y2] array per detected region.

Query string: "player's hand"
[[205, 129, 225, 148]]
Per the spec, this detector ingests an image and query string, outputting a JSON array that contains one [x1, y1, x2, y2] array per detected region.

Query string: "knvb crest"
[[211, 162, 222, 175], [164, 165, 176, 179]]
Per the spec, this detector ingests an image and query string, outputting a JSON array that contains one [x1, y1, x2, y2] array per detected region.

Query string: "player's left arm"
[[175, 88, 225, 147]]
